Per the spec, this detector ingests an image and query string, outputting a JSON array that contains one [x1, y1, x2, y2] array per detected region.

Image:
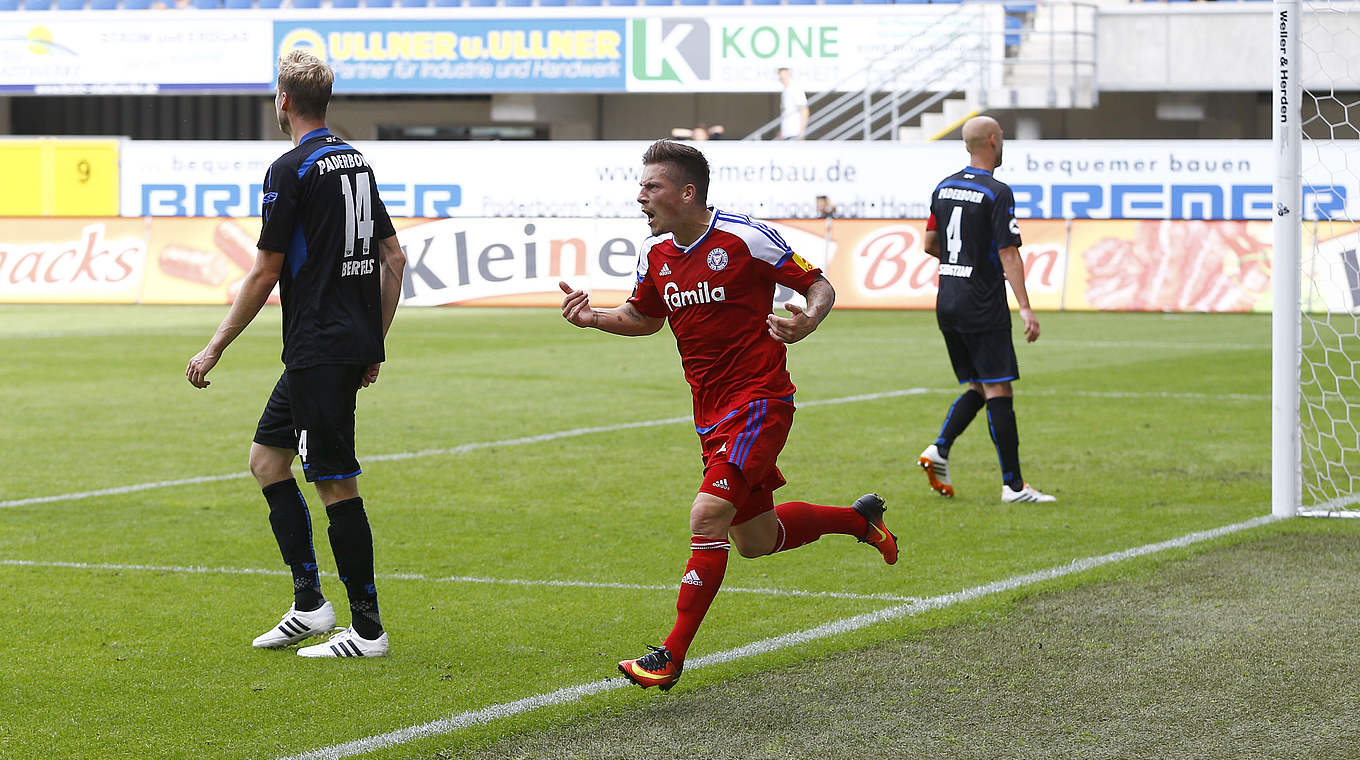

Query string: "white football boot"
[[297, 626, 389, 658], [1001, 483, 1057, 503], [917, 444, 954, 497], [252, 601, 337, 649]]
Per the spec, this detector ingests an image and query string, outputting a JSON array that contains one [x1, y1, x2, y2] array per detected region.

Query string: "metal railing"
[[744, 1, 1098, 141]]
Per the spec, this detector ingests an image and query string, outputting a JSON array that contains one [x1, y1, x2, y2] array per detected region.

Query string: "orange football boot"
[[852, 493, 898, 565], [618, 645, 682, 691]]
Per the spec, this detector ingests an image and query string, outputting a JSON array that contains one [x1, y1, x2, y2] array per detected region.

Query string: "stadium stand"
[[0, 0, 1089, 7]]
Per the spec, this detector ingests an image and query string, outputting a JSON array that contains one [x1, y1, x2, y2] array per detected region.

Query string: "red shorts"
[[697, 398, 793, 525]]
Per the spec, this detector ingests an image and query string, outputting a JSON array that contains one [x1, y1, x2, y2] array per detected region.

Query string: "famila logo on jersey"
[[664, 280, 726, 311]]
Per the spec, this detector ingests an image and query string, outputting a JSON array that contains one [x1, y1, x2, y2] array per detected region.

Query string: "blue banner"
[[275, 19, 626, 93]]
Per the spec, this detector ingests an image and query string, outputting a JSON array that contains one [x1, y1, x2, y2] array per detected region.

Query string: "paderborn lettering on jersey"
[[316, 153, 368, 174], [938, 186, 984, 204]]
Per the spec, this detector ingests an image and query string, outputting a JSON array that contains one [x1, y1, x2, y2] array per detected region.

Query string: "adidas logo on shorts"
[[712, 478, 730, 490]]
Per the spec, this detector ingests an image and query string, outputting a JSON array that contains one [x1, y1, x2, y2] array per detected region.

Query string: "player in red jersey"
[[559, 140, 898, 692]]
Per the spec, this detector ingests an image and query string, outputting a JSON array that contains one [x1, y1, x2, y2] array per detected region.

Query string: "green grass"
[[0, 304, 1339, 760]]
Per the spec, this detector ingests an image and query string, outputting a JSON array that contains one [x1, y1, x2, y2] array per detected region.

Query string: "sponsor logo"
[[5, 26, 77, 56], [716, 443, 727, 455], [706, 247, 728, 271], [659, 262, 672, 276], [663, 280, 726, 311], [681, 569, 704, 586], [630, 18, 709, 83], [141, 183, 461, 217], [711, 478, 730, 490], [1010, 182, 1347, 221], [279, 28, 327, 61]]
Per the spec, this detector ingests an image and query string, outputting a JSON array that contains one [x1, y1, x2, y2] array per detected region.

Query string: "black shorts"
[[941, 328, 1020, 385], [254, 364, 365, 483]]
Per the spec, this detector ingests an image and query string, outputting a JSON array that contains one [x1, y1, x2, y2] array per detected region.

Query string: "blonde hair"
[[277, 49, 333, 120]]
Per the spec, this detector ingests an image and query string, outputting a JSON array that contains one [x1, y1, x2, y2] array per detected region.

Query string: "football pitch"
[[2, 304, 1355, 760]]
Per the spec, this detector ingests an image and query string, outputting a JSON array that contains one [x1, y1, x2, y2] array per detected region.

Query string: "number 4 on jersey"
[[339, 172, 374, 258], [945, 206, 963, 264]]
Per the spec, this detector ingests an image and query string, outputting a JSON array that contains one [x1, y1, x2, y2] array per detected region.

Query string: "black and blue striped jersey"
[[257, 128, 396, 370], [926, 166, 1023, 333]]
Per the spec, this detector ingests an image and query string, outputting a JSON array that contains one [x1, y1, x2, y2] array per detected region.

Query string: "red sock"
[[661, 536, 729, 665], [772, 501, 866, 553]]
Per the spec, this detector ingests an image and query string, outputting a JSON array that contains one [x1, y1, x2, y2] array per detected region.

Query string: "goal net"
[[1275, 0, 1360, 517]]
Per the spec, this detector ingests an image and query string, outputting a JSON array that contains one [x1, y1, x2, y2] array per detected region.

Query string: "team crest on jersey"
[[706, 247, 729, 272], [790, 253, 814, 272]]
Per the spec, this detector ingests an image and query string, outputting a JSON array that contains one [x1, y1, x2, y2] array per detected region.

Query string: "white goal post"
[[1273, 0, 1360, 518]]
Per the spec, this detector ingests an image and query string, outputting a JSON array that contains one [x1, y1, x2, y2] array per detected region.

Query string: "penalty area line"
[[273, 513, 1283, 760], [0, 558, 915, 603]]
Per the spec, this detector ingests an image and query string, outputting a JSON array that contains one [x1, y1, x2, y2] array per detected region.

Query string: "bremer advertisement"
[[120, 140, 1359, 223], [4, 216, 1356, 315]]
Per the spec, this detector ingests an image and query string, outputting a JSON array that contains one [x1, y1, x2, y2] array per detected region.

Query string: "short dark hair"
[[277, 49, 333, 120], [642, 139, 710, 205]]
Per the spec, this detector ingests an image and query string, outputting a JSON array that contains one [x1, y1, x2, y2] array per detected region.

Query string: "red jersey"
[[627, 209, 822, 431]]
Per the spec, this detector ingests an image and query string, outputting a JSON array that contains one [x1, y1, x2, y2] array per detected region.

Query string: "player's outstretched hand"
[[1020, 306, 1040, 343], [559, 281, 595, 328], [362, 363, 381, 388], [186, 347, 219, 389], [767, 302, 817, 344]]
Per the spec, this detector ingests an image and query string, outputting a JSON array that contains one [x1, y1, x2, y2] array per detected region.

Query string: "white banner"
[[120, 139, 1360, 222], [623, 7, 1003, 94], [0, 16, 272, 93]]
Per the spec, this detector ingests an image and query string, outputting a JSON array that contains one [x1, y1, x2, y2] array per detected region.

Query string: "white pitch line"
[[0, 389, 928, 509], [0, 385, 1264, 510], [0, 559, 915, 603], [274, 513, 1283, 760]]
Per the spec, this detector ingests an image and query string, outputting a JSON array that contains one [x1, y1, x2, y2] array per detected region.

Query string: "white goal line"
[[0, 386, 1265, 511], [0, 558, 916, 603], [273, 513, 1283, 760]]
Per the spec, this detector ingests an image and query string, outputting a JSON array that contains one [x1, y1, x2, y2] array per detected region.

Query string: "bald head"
[[961, 115, 1004, 170]]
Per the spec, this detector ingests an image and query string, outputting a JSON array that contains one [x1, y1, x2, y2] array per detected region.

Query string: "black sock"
[[326, 497, 382, 639], [262, 478, 325, 611], [985, 396, 1025, 491], [935, 389, 985, 459]]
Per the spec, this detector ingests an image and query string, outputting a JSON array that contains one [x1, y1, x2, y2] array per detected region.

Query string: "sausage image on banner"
[[213, 220, 257, 272], [158, 245, 229, 286]]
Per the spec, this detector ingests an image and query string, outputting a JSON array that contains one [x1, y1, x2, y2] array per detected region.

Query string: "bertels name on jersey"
[[663, 280, 726, 311], [341, 258, 375, 277]]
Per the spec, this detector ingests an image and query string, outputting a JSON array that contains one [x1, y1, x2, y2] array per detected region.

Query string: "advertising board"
[[121, 140, 1357, 223]]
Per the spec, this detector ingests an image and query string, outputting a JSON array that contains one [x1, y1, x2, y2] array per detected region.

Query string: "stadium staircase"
[[744, 1, 1099, 141]]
